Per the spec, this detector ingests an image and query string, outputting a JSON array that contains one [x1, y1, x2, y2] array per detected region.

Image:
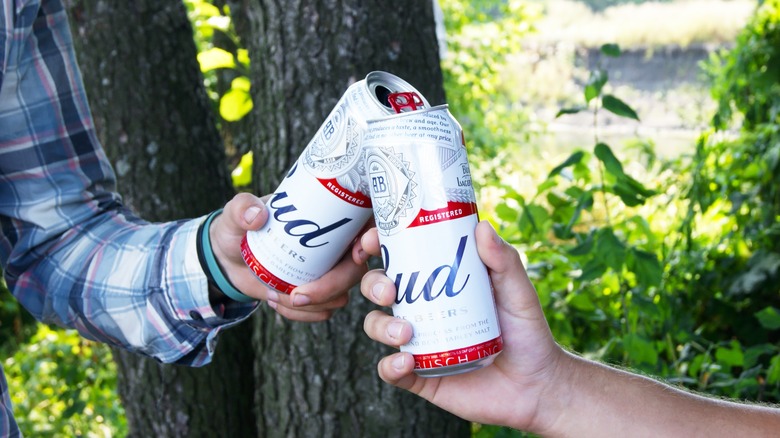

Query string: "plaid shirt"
[[0, 1, 256, 434]]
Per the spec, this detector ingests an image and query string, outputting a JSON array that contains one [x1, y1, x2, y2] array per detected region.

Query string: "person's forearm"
[[539, 351, 780, 437], [14, 211, 256, 365]]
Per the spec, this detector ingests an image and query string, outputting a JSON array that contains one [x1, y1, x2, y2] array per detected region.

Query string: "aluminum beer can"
[[241, 72, 429, 294], [363, 104, 503, 377]]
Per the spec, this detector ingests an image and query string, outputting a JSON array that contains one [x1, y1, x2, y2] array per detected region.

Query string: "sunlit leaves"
[[231, 151, 253, 188], [220, 77, 253, 122], [197, 47, 236, 72], [5, 326, 126, 436]]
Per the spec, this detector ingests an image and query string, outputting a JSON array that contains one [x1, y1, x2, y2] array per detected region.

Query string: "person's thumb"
[[218, 193, 269, 239], [474, 220, 545, 320]]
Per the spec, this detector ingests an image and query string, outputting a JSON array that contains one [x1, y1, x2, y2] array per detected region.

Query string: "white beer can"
[[364, 105, 503, 377], [242, 72, 429, 293]]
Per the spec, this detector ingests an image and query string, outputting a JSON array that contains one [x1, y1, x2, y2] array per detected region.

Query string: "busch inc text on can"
[[241, 71, 429, 294], [363, 104, 503, 377]]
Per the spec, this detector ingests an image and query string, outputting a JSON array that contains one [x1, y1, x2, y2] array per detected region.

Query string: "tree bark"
[[228, 1, 467, 436], [65, 1, 256, 436]]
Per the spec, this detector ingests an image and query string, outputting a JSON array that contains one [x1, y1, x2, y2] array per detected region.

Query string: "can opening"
[[374, 85, 393, 108]]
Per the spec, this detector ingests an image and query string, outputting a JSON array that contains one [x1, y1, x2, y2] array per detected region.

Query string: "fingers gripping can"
[[241, 72, 429, 294], [364, 105, 503, 377]]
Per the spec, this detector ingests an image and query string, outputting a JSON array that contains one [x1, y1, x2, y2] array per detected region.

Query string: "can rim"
[[365, 103, 449, 124]]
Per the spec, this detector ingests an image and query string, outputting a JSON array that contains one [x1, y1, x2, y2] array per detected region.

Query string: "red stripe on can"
[[412, 336, 504, 370], [241, 235, 297, 294], [318, 178, 372, 208], [408, 201, 478, 228]]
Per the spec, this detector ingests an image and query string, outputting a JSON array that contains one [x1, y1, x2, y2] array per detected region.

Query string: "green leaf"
[[548, 150, 585, 178], [755, 307, 780, 330], [236, 48, 251, 67], [205, 15, 231, 31], [231, 151, 253, 188], [595, 227, 626, 271], [585, 69, 608, 103], [555, 106, 586, 118], [602, 94, 640, 121], [628, 248, 662, 287], [768, 355, 780, 385], [495, 203, 519, 223], [623, 333, 658, 366], [519, 204, 550, 236], [594, 143, 626, 178], [230, 76, 251, 91], [578, 259, 607, 281], [196, 47, 235, 72], [715, 343, 744, 368], [568, 232, 595, 256], [220, 88, 253, 122], [567, 292, 596, 312], [601, 43, 621, 57], [613, 175, 656, 207]]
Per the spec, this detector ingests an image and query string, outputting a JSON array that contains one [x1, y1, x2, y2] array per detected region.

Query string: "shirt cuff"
[[164, 217, 259, 331]]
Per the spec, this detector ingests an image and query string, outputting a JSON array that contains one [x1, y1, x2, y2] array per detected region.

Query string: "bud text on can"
[[364, 105, 503, 377], [241, 71, 429, 294]]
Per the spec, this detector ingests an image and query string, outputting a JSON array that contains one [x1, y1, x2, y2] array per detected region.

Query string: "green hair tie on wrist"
[[199, 209, 255, 303]]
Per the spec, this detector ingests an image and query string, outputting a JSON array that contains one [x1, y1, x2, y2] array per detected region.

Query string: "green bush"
[[4, 325, 127, 437]]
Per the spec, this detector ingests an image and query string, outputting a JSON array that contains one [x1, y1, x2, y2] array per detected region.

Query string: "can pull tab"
[[388, 92, 424, 113]]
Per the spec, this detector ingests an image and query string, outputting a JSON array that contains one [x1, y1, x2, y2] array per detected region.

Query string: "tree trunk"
[[229, 1, 467, 436], [65, 1, 257, 436]]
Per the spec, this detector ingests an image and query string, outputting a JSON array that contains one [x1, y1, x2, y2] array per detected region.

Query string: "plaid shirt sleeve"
[[0, 0, 256, 371]]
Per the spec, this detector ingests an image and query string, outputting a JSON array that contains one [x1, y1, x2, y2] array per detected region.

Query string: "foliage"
[[0, 274, 37, 358], [4, 325, 127, 437], [476, 1, 780, 411], [484, 44, 672, 370], [185, 0, 253, 124], [439, 0, 541, 162], [672, 0, 780, 399], [708, 0, 780, 131]]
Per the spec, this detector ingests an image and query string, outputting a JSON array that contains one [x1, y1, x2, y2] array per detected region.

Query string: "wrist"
[[526, 348, 581, 436], [196, 209, 255, 304]]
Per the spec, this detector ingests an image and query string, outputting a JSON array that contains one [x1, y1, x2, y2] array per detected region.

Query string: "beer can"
[[364, 104, 503, 377], [241, 72, 429, 294]]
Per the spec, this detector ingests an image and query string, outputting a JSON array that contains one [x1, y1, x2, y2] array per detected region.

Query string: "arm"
[[356, 221, 780, 436], [0, 1, 364, 366]]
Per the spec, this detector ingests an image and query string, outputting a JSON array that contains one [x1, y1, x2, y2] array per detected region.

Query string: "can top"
[[365, 103, 450, 124], [365, 71, 432, 111]]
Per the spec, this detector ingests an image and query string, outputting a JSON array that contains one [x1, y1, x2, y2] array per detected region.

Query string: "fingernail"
[[391, 354, 406, 370], [267, 300, 278, 310], [371, 283, 385, 301], [388, 321, 405, 340], [266, 291, 280, 303], [357, 248, 368, 263], [243, 206, 262, 224], [293, 294, 311, 307]]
